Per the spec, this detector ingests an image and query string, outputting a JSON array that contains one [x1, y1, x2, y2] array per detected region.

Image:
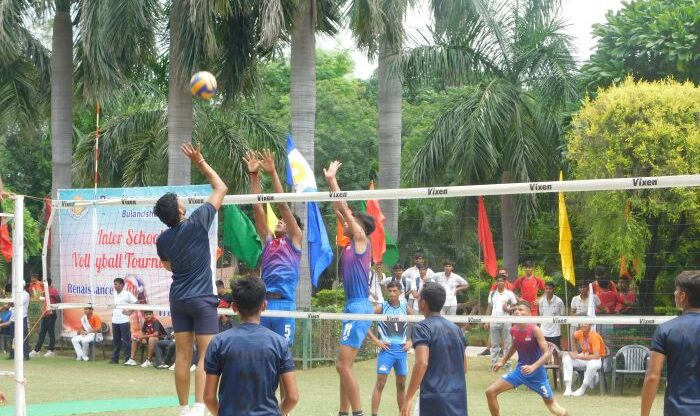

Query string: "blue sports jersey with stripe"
[[378, 300, 408, 344], [260, 236, 301, 301], [341, 240, 371, 300]]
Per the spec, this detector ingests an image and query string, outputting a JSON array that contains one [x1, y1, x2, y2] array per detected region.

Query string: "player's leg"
[[395, 374, 407, 411], [371, 373, 389, 415], [562, 354, 574, 395], [490, 324, 502, 366], [190, 295, 219, 415], [543, 398, 568, 416], [337, 343, 361, 413], [394, 347, 408, 411], [573, 358, 601, 396], [147, 337, 157, 361], [174, 331, 195, 404], [485, 378, 516, 416]]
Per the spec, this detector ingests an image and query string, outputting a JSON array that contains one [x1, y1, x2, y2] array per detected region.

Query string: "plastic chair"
[[544, 342, 563, 391], [612, 345, 650, 395], [89, 322, 109, 361]]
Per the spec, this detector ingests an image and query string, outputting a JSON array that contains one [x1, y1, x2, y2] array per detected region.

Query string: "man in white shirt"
[[433, 260, 469, 315], [5, 283, 30, 360], [485, 274, 517, 366], [570, 282, 600, 316], [539, 281, 565, 349], [111, 277, 138, 364], [381, 264, 406, 301], [408, 267, 435, 313], [401, 252, 434, 310], [368, 262, 385, 305]]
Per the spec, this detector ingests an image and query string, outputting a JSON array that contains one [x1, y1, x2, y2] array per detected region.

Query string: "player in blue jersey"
[[486, 301, 568, 416], [204, 276, 298, 416], [324, 160, 376, 416], [244, 150, 303, 346], [367, 281, 414, 416]]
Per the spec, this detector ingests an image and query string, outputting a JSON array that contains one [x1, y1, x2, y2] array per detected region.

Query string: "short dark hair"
[[544, 281, 555, 288], [443, 259, 455, 266], [598, 279, 610, 289], [386, 281, 403, 291], [230, 276, 266, 317], [351, 212, 375, 236], [676, 270, 700, 308], [523, 260, 534, 268], [594, 265, 608, 278], [577, 281, 588, 289], [84, 306, 94, 310], [114, 278, 125, 285], [514, 300, 532, 311], [216, 280, 224, 287], [420, 282, 446, 312], [496, 275, 506, 281], [413, 251, 424, 259], [292, 213, 304, 230], [143, 310, 153, 315], [392, 264, 403, 271], [153, 192, 181, 228]]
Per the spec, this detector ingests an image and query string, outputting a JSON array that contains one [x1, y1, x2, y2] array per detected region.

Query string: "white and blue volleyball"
[[190, 71, 217, 100]]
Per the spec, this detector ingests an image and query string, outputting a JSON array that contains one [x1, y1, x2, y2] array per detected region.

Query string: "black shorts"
[[170, 295, 219, 335]]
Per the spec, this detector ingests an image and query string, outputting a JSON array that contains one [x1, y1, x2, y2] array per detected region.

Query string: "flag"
[[382, 233, 399, 268], [222, 205, 262, 269], [0, 216, 11, 262], [365, 180, 386, 264], [558, 171, 576, 286], [266, 203, 279, 233], [477, 196, 498, 277], [336, 217, 350, 247], [286, 134, 333, 287], [587, 282, 597, 332]]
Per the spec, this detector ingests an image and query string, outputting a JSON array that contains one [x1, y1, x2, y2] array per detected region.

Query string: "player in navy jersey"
[[366, 281, 414, 416], [244, 149, 303, 347], [204, 276, 298, 416], [154, 143, 227, 416], [324, 160, 376, 416], [486, 301, 568, 416]]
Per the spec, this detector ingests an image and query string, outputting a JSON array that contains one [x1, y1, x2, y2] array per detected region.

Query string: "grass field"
[[0, 350, 664, 415]]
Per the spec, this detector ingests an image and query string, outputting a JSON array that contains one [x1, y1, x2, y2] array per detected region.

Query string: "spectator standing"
[[490, 268, 515, 292], [434, 260, 469, 316], [538, 282, 565, 349], [486, 275, 517, 367], [570, 282, 601, 316], [591, 265, 617, 295], [641, 270, 700, 416], [5, 283, 30, 360], [409, 267, 434, 313], [110, 277, 138, 364], [27, 274, 44, 300], [401, 252, 434, 310], [513, 261, 545, 315], [216, 280, 234, 331], [369, 262, 386, 306], [596, 280, 620, 314], [562, 323, 606, 396], [29, 277, 61, 357], [616, 275, 637, 314], [382, 264, 406, 301]]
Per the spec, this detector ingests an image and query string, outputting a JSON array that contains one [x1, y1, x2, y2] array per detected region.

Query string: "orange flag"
[[336, 218, 350, 247], [0, 217, 12, 262], [366, 181, 386, 263]]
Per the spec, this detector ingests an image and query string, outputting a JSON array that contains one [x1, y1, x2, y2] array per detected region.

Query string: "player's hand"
[[0, 391, 6, 405], [568, 351, 578, 360], [259, 149, 276, 173], [400, 399, 412, 416], [323, 160, 342, 181], [373, 339, 390, 351], [403, 341, 413, 352], [181, 142, 204, 164], [0, 190, 14, 201], [520, 364, 534, 375], [242, 150, 260, 173], [492, 358, 505, 372]]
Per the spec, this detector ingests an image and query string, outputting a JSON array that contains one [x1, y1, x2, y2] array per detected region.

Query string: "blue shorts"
[[340, 299, 374, 349], [502, 365, 553, 399], [170, 295, 219, 335], [260, 299, 296, 347], [377, 344, 408, 376]]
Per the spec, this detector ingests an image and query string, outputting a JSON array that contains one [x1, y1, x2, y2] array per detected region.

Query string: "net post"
[[12, 196, 26, 416]]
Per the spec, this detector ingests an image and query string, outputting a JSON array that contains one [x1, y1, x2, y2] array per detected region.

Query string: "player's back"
[[511, 324, 542, 366], [261, 236, 301, 301], [204, 323, 295, 416]]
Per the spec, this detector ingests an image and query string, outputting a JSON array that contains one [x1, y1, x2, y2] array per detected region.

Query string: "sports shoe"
[[178, 406, 191, 416], [189, 403, 206, 416], [76, 356, 83, 361], [82, 356, 90, 361], [563, 388, 572, 396], [29, 350, 40, 358], [141, 359, 154, 368], [44, 350, 55, 357], [190, 364, 197, 372], [572, 387, 586, 397], [478, 349, 491, 356], [169, 364, 175, 371], [157, 363, 169, 369], [124, 358, 138, 366]]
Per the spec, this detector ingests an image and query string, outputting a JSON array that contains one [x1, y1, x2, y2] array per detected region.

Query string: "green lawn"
[[0, 350, 663, 415]]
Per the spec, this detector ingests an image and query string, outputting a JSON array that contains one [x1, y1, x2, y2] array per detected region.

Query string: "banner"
[[58, 185, 216, 336]]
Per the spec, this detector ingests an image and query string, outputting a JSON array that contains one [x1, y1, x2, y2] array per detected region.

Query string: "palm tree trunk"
[[167, 0, 192, 185], [50, 0, 73, 288], [500, 172, 519, 281], [291, 0, 316, 309], [377, 40, 401, 241]]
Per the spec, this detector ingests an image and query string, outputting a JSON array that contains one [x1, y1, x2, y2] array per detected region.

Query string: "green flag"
[[222, 205, 262, 269], [383, 233, 399, 268]]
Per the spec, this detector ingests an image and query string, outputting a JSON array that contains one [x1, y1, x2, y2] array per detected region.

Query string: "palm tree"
[[347, 0, 410, 242], [402, 0, 578, 278]]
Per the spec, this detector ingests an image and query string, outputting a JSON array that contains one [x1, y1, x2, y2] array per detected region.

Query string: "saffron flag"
[[0, 216, 11, 262], [266, 203, 279, 233], [336, 217, 350, 247], [477, 196, 498, 277], [285, 134, 333, 287], [222, 205, 262, 269], [365, 181, 386, 264], [558, 171, 576, 286]]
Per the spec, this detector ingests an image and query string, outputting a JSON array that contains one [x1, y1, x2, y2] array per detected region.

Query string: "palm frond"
[[0, 0, 27, 65], [0, 57, 41, 129]]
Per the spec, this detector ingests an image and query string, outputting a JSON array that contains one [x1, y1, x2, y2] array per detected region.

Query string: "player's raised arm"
[[324, 161, 367, 248], [243, 150, 269, 244], [182, 143, 228, 210], [259, 149, 302, 248]]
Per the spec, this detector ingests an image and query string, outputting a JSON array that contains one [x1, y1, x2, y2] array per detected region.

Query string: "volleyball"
[[190, 71, 217, 100]]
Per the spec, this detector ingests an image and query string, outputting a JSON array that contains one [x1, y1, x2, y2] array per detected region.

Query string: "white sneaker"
[[563, 388, 572, 396], [29, 350, 40, 358], [124, 358, 138, 366], [572, 387, 586, 397], [44, 351, 55, 357], [76, 356, 83, 361], [158, 364, 169, 369], [190, 364, 197, 372], [189, 404, 205, 416], [169, 364, 175, 371], [82, 356, 90, 361], [178, 406, 191, 416], [141, 359, 153, 368]]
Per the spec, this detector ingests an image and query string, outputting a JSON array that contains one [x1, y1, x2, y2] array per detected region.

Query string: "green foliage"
[[0, 194, 44, 283], [581, 0, 700, 92], [311, 288, 345, 312]]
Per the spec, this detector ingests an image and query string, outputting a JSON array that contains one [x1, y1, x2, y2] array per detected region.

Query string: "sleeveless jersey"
[[261, 235, 301, 301], [511, 324, 543, 365], [378, 300, 409, 344], [342, 240, 371, 300]]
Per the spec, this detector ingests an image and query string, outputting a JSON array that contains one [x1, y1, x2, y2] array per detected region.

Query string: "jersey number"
[[343, 323, 353, 339], [284, 324, 292, 341], [394, 323, 399, 332]]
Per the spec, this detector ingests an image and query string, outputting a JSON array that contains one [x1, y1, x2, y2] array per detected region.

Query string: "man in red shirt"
[[490, 269, 515, 292], [596, 280, 620, 314], [513, 261, 545, 315], [29, 277, 61, 357], [616, 275, 637, 314], [591, 265, 617, 295]]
